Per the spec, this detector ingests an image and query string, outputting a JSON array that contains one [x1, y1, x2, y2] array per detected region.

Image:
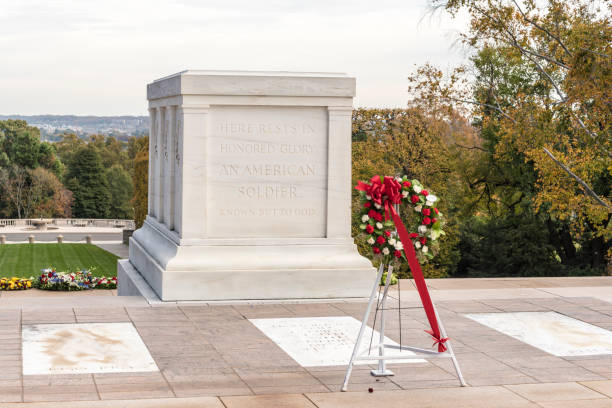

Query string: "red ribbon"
[[356, 175, 448, 352]]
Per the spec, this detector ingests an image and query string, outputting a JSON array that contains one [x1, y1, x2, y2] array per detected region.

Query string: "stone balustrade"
[[0, 219, 135, 230]]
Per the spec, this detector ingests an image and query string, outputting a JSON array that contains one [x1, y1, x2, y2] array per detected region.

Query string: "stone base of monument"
[[118, 220, 374, 302]]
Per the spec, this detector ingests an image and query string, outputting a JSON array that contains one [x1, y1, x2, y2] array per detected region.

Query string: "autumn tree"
[[411, 0, 612, 273], [0, 165, 29, 218], [0, 166, 72, 218], [351, 108, 471, 278], [131, 136, 149, 229], [27, 167, 73, 218]]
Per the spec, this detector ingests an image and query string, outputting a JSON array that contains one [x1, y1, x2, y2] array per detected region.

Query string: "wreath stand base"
[[341, 262, 467, 391]]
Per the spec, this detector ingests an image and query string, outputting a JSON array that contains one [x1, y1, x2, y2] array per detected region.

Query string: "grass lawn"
[[0, 244, 119, 278]]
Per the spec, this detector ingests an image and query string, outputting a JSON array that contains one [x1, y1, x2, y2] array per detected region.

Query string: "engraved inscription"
[[207, 106, 328, 238]]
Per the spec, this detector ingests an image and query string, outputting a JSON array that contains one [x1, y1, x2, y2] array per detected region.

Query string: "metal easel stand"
[[341, 262, 467, 391]]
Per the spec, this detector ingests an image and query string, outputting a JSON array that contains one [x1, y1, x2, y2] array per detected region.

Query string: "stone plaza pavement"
[[0, 276, 611, 407]]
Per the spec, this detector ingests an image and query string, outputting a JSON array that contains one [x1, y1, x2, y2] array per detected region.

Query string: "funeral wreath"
[[356, 175, 445, 264]]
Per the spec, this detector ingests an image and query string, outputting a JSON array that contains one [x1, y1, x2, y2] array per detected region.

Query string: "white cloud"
[[0, 0, 469, 115]]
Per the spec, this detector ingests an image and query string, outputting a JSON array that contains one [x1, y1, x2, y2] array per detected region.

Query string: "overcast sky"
[[0, 0, 469, 115]]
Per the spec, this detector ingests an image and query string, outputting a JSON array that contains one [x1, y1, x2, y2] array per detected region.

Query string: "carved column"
[[163, 106, 176, 230], [176, 105, 209, 239], [326, 106, 353, 238], [147, 108, 156, 216], [155, 106, 165, 222]]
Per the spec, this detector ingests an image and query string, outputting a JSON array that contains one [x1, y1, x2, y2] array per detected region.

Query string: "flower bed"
[[0, 277, 33, 290], [37, 268, 117, 291]]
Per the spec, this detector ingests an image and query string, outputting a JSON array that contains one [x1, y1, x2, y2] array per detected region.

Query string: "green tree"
[[106, 165, 134, 219], [0, 120, 59, 170], [65, 146, 111, 218]]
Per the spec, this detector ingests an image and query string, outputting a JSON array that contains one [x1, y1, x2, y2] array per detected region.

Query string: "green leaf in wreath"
[[430, 229, 440, 240], [359, 224, 367, 230]]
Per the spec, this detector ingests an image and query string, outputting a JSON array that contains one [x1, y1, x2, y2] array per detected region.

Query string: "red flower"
[[434, 207, 439, 215], [421, 190, 429, 196], [364, 202, 371, 208], [423, 217, 432, 225], [409, 232, 419, 238], [384, 230, 391, 237], [420, 237, 427, 245], [368, 210, 383, 222], [410, 195, 419, 204], [372, 247, 381, 254], [402, 181, 411, 188], [422, 208, 431, 216], [365, 225, 374, 234], [48, 272, 53, 278], [394, 250, 403, 258], [432, 218, 438, 224], [376, 235, 386, 245]]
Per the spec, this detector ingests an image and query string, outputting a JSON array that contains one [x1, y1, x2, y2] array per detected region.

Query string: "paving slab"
[[505, 382, 606, 402], [538, 399, 612, 408], [306, 386, 538, 408], [582, 380, 612, 398], [0, 397, 224, 407], [222, 393, 317, 408]]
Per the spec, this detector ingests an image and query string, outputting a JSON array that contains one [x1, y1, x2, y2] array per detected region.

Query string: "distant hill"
[[0, 115, 149, 141]]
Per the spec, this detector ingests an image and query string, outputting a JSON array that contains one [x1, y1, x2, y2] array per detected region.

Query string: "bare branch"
[[542, 147, 611, 209], [571, 111, 598, 141], [443, 96, 517, 122], [515, 43, 570, 70], [473, 4, 570, 70], [455, 142, 490, 152], [522, 52, 568, 102], [511, 0, 573, 58]]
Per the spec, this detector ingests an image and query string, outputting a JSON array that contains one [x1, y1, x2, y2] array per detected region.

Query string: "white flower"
[[413, 185, 422, 194], [394, 242, 404, 250], [375, 203, 382, 209], [414, 205, 422, 213], [422, 245, 429, 253], [425, 200, 433, 207], [362, 215, 369, 222], [376, 222, 383, 229], [395, 177, 402, 182], [402, 191, 408, 198], [418, 225, 428, 234], [366, 194, 372, 200], [382, 247, 390, 255], [388, 238, 396, 246], [426, 194, 438, 203], [367, 237, 375, 245], [414, 241, 422, 249]]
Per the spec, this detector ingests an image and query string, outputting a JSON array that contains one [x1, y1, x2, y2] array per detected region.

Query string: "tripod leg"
[[433, 305, 467, 386], [371, 264, 394, 377], [341, 263, 385, 392]]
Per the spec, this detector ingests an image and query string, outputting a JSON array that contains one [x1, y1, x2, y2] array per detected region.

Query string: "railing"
[[0, 219, 135, 230]]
